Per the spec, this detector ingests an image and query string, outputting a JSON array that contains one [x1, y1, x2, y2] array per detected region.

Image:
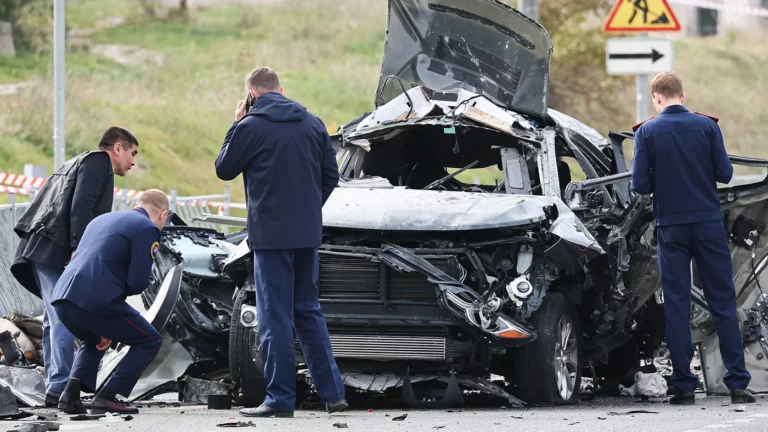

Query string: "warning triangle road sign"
[[604, 0, 681, 32]]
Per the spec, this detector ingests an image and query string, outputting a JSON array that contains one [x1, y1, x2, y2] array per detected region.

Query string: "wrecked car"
[[93, 0, 768, 408]]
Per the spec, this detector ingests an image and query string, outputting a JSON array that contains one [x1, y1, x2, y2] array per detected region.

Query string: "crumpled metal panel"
[[0, 366, 45, 407], [162, 235, 229, 278], [322, 188, 604, 255], [548, 109, 611, 150], [375, 0, 553, 120], [341, 372, 440, 392], [323, 188, 550, 231]]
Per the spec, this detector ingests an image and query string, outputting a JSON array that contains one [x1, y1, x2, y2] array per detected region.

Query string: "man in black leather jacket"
[[10, 126, 140, 406]]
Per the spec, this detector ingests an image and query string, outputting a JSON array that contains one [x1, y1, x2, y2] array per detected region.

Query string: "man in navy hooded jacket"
[[215, 67, 345, 418], [631, 72, 753, 406]]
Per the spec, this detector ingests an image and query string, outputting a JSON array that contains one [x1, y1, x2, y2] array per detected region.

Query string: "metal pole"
[[636, 33, 650, 124], [170, 189, 178, 213], [518, 0, 540, 21], [223, 185, 231, 216], [53, 0, 66, 171]]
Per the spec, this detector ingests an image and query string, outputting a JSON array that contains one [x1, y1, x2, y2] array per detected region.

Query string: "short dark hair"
[[98, 126, 139, 151], [245, 67, 280, 94]]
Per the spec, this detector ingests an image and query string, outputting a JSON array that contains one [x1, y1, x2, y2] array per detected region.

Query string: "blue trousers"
[[54, 301, 162, 397], [657, 219, 751, 392], [253, 248, 345, 411], [31, 263, 74, 394]]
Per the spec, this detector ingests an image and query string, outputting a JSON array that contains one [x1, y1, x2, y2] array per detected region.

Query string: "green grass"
[[1, 0, 766, 203], [0, 0, 387, 202]]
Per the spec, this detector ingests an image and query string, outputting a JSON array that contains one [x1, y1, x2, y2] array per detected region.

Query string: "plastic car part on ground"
[[618, 372, 668, 398]]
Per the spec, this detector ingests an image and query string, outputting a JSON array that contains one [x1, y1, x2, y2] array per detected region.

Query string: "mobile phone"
[[245, 92, 254, 111]]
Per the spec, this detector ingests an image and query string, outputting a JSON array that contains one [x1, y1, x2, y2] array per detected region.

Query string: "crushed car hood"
[[323, 188, 603, 253], [375, 0, 553, 120]]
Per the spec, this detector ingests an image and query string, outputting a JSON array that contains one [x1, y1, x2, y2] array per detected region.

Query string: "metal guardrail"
[[0, 197, 42, 317], [0, 187, 245, 317]]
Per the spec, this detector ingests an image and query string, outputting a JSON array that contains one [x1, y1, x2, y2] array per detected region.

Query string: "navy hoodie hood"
[[246, 92, 307, 123]]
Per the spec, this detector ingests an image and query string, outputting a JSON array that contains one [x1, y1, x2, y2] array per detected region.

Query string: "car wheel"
[[229, 285, 266, 408], [508, 291, 582, 405]]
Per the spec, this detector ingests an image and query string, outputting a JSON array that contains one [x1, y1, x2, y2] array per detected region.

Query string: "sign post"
[[604, 0, 681, 124]]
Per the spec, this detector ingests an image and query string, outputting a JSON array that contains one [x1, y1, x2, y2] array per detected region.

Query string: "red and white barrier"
[[1, 171, 246, 215], [668, 0, 768, 17]]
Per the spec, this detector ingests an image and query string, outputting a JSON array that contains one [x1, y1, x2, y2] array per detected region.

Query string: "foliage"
[[0, 0, 21, 22], [13, 0, 52, 53], [539, 0, 635, 133]]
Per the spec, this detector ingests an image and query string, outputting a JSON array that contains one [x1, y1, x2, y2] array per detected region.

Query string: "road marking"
[[750, 413, 768, 418], [703, 425, 729, 429], [728, 419, 754, 423]]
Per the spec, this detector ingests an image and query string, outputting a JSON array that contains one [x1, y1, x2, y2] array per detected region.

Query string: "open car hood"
[[375, 0, 553, 120]]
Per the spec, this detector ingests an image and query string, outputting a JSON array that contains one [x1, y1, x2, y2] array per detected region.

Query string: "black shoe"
[[239, 404, 294, 418], [58, 393, 87, 414], [45, 391, 61, 408], [326, 399, 348, 413], [669, 389, 695, 405], [732, 389, 756, 404]]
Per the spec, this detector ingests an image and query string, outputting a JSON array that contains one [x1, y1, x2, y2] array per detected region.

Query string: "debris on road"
[[7, 421, 60, 432], [511, 415, 524, 419], [216, 421, 256, 428], [99, 412, 134, 422], [179, 376, 233, 404], [0, 365, 46, 407], [69, 414, 105, 421], [333, 423, 349, 428], [619, 372, 668, 398], [607, 410, 659, 415], [734, 405, 747, 412], [392, 413, 408, 421]]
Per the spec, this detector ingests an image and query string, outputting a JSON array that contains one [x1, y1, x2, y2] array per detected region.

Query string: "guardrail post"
[[122, 188, 128, 210], [224, 185, 231, 216], [170, 189, 177, 213], [8, 192, 16, 252], [29, 190, 37, 203]]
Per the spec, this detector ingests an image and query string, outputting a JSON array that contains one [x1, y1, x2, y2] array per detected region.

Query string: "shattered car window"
[[375, 0, 554, 120]]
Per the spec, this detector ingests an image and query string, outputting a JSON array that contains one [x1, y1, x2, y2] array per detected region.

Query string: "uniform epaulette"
[[694, 112, 719, 123], [632, 116, 656, 132]]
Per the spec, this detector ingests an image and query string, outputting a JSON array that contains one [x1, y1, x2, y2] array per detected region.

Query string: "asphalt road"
[[3, 394, 768, 432]]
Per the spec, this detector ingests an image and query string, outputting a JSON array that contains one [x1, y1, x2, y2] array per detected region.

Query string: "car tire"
[[229, 285, 266, 408], [508, 291, 582, 405]]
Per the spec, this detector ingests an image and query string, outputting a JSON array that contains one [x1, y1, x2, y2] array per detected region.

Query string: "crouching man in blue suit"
[[51, 189, 169, 415]]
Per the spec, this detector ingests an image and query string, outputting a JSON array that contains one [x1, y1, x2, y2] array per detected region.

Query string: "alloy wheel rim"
[[554, 315, 578, 400]]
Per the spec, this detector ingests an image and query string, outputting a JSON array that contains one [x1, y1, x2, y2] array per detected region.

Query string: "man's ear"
[[278, 86, 284, 95], [679, 93, 686, 104]]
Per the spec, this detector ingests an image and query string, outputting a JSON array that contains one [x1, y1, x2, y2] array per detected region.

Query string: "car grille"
[[318, 254, 449, 302], [296, 327, 474, 362]]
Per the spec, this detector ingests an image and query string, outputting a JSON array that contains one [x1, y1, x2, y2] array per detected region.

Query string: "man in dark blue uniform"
[[11, 126, 140, 406], [50, 190, 169, 415], [631, 72, 754, 405], [215, 67, 345, 418]]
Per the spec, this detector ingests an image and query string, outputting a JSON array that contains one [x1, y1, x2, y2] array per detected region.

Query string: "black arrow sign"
[[609, 49, 665, 63]]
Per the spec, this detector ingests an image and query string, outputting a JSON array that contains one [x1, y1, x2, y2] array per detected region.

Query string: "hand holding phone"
[[236, 92, 254, 121]]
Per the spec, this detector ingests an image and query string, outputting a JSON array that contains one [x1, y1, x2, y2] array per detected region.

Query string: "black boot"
[[45, 390, 61, 408], [669, 388, 695, 406], [58, 379, 86, 414], [326, 399, 348, 414], [732, 389, 756, 404]]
